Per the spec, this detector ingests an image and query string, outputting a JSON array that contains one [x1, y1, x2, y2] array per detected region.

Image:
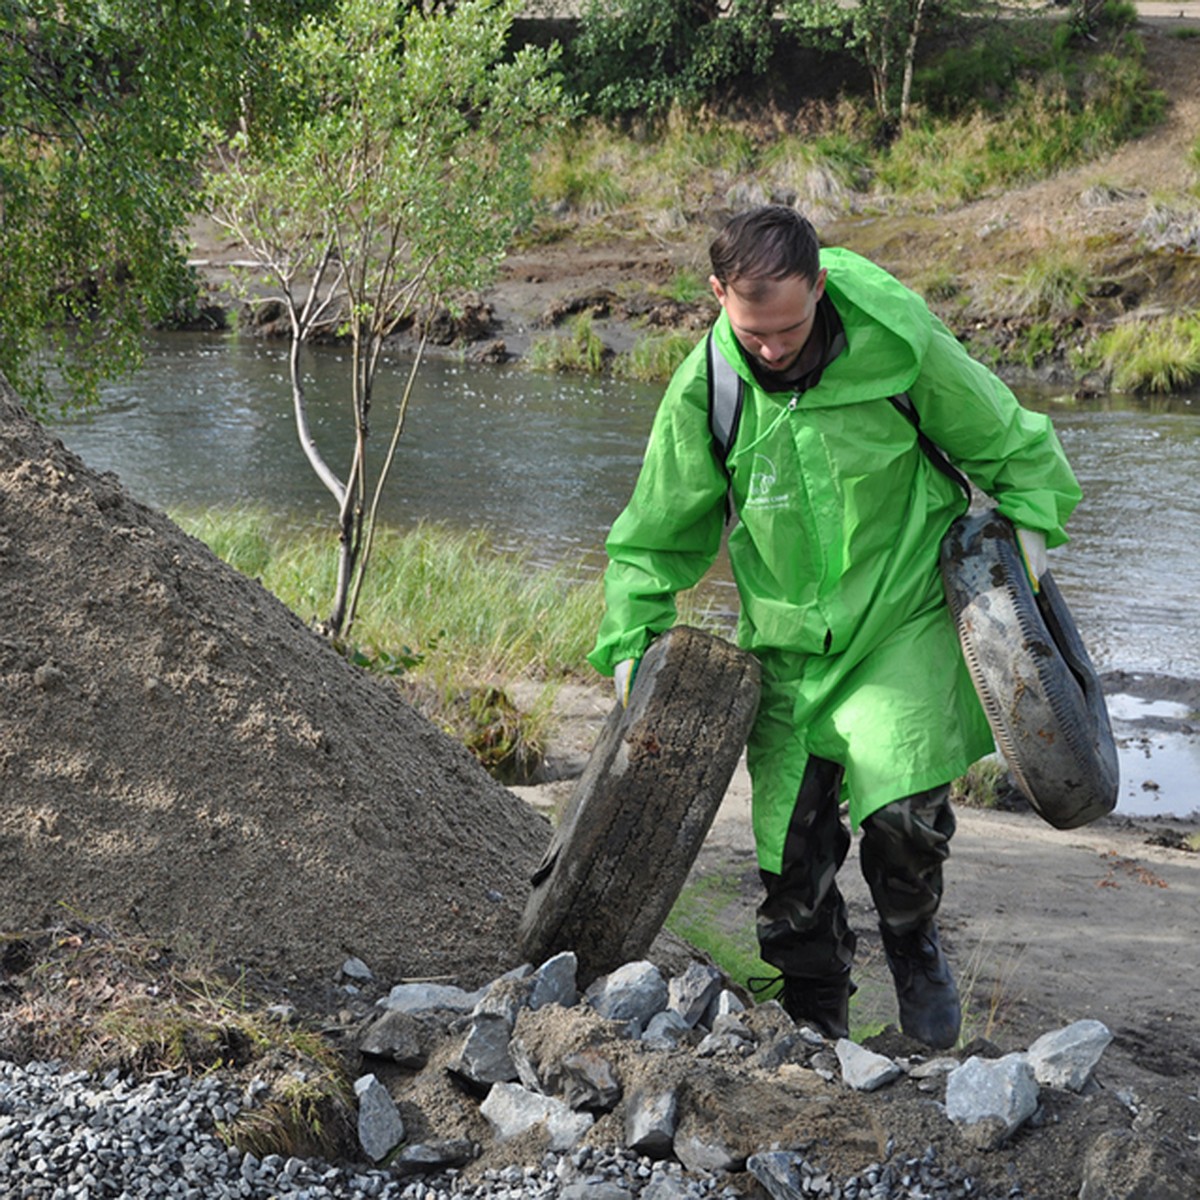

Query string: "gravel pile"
[[0, 1059, 993, 1200]]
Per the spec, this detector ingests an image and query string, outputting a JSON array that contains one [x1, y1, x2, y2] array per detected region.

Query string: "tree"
[[206, 0, 564, 639], [781, 0, 965, 128], [566, 0, 777, 120], [0, 1, 325, 412]]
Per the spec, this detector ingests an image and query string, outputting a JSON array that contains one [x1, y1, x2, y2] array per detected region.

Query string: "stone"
[[531, 951, 579, 1011], [390, 1140, 476, 1179], [641, 1009, 690, 1049], [353, 1074, 405, 1164], [699, 987, 746, 1031], [452, 1013, 518, 1087], [560, 1050, 623, 1112], [674, 1128, 743, 1174], [473, 968, 535, 1025], [624, 1087, 679, 1158], [559, 1182, 633, 1200], [945, 1054, 1040, 1149], [584, 961, 668, 1029], [835, 1039, 903, 1092], [1027, 1019, 1112, 1091], [479, 1082, 594, 1151], [667, 962, 724, 1028], [747, 1150, 809, 1200], [377, 981, 484, 1014], [357, 1009, 427, 1069], [639, 1178, 693, 1200], [340, 956, 374, 982]]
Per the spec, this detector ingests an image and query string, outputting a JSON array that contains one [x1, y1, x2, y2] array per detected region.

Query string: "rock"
[[357, 1009, 427, 1068], [340, 956, 374, 982], [479, 1082, 594, 1151], [696, 1013, 756, 1059], [531, 951, 579, 1011], [390, 1140, 477, 1178], [353, 1074, 405, 1164], [907, 1057, 959, 1079], [560, 1050, 623, 1112], [639, 1177, 694, 1200], [584, 961, 668, 1030], [1027, 1019, 1112, 1091], [452, 1013, 519, 1087], [835, 1039, 903, 1092], [667, 962, 723, 1028], [674, 1127, 743, 1175], [559, 1181, 633, 1200], [377, 981, 484, 1014], [473, 973, 535, 1025], [748, 1150, 809, 1200], [624, 1087, 678, 1158], [641, 1009, 691, 1050], [699, 988, 746, 1030], [945, 1054, 1040, 1149]]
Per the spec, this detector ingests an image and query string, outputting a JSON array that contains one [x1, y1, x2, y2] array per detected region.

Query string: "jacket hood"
[[713, 246, 933, 408]]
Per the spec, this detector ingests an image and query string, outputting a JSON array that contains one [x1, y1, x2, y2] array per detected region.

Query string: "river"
[[52, 331, 1200, 817]]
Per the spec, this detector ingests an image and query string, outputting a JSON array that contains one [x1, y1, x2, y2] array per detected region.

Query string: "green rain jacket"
[[588, 248, 1082, 874]]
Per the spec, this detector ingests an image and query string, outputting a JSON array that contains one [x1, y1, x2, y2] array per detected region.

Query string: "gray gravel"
[[0, 1059, 990, 1199]]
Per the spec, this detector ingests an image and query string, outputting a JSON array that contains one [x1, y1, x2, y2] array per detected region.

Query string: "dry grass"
[[0, 918, 356, 1159]]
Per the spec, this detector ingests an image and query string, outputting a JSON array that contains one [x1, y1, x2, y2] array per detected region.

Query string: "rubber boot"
[[779, 970, 855, 1040], [880, 922, 961, 1050]]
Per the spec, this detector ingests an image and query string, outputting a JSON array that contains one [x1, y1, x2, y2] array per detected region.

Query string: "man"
[[587, 205, 1081, 1049]]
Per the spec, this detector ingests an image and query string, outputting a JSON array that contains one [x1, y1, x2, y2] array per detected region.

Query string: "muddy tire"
[[518, 626, 761, 985], [940, 509, 1119, 829]]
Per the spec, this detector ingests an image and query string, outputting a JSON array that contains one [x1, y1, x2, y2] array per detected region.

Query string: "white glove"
[[1016, 527, 1047, 592], [613, 658, 639, 707]]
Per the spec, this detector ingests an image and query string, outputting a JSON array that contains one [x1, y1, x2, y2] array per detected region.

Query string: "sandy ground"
[[514, 677, 1200, 1067]]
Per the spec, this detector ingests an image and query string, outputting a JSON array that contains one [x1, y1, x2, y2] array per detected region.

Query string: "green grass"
[[666, 870, 766, 995], [950, 756, 1007, 809], [667, 869, 886, 1042], [1085, 312, 1200, 393], [613, 330, 696, 383], [528, 312, 609, 375], [173, 509, 724, 775], [993, 248, 1097, 319]]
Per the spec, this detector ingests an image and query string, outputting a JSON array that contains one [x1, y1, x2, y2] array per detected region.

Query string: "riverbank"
[[186, 15, 1200, 397]]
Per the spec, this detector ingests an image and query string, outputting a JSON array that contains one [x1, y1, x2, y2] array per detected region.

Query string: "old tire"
[[940, 508, 1119, 829], [518, 626, 761, 985]]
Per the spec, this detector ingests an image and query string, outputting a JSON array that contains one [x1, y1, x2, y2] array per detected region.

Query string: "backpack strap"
[[888, 393, 973, 502], [707, 329, 744, 471], [705, 332, 972, 511]]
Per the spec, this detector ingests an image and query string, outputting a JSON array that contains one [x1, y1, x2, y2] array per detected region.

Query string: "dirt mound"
[[0, 375, 552, 997]]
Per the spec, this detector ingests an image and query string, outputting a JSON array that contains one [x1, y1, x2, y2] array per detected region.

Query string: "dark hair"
[[709, 205, 821, 293]]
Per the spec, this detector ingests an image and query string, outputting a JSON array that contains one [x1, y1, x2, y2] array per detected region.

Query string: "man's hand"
[[1016, 527, 1047, 592], [614, 658, 639, 707]]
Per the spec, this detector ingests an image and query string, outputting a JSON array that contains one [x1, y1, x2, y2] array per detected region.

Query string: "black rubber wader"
[[518, 626, 762, 986], [940, 508, 1119, 829]]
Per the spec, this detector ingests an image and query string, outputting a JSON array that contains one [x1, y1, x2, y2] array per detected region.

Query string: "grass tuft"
[[0, 920, 355, 1159], [1086, 313, 1200, 392]]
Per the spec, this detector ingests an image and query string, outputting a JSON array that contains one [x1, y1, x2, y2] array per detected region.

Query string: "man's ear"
[[813, 267, 828, 302], [709, 275, 726, 306]]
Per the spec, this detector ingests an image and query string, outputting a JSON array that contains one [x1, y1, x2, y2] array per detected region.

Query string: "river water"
[[53, 331, 1200, 817]]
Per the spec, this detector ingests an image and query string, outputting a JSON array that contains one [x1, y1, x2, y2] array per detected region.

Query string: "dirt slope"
[[0, 375, 552, 998]]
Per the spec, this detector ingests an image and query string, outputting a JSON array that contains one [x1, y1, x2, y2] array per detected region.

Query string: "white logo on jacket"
[[744, 454, 790, 509]]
